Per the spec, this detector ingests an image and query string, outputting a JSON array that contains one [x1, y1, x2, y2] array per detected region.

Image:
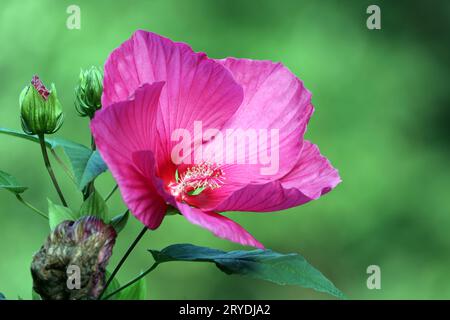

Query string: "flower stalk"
[[105, 184, 118, 202], [98, 225, 148, 299], [82, 135, 96, 200], [103, 262, 159, 300], [38, 134, 68, 207]]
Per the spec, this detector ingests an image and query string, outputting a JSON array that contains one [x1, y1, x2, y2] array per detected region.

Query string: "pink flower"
[[91, 30, 341, 249]]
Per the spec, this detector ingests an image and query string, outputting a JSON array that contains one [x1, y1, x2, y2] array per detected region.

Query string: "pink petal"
[[131, 151, 176, 206], [102, 30, 195, 107], [214, 141, 341, 212], [177, 202, 264, 249], [279, 141, 341, 199], [91, 82, 167, 229], [202, 58, 313, 182], [103, 30, 244, 164]]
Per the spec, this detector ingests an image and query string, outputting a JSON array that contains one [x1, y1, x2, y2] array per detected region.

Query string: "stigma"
[[169, 162, 225, 201]]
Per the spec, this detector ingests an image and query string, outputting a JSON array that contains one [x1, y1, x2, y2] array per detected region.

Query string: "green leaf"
[[79, 190, 108, 221], [149, 244, 346, 299], [78, 151, 108, 190], [48, 198, 76, 230], [110, 210, 129, 233], [0, 292, 6, 300], [116, 277, 147, 300], [50, 139, 107, 190], [0, 127, 50, 147], [0, 127, 65, 149], [32, 290, 41, 300], [0, 170, 27, 194], [0, 128, 108, 190]]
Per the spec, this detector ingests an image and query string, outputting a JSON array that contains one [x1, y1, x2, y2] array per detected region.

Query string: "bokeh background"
[[1, 0, 449, 299]]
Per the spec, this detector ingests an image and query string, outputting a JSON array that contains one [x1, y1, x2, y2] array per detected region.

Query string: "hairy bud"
[[75, 66, 103, 118]]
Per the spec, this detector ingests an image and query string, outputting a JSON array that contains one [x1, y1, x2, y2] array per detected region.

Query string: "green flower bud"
[[31, 216, 117, 300], [75, 66, 103, 118], [20, 75, 64, 135]]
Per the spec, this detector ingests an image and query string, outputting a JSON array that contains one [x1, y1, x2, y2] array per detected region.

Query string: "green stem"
[[105, 185, 118, 202], [98, 225, 148, 299], [83, 135, 97, 200], [38, 134, 68, 207], [91, 134, 96, 151], [103, 263, 159, 300], [15, 194, 48, 220]]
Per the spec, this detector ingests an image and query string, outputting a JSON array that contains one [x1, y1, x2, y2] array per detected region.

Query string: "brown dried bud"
[[31, 216, 116, 300]]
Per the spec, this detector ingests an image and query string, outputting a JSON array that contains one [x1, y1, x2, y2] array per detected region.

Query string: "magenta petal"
[[202, 58, 313, 181], [103, 30, 244, 161], [177, 202, 264, 249], [91, 82, 167, 229], [103, 30, 196, 107], [131, 151, 176, 206], [92, 82, 164, 153], [214, 141, 341, 212], [279, 141, 341, 199]]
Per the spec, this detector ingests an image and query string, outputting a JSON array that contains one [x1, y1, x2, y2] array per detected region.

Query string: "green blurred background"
[[1, 0, 449, 299]]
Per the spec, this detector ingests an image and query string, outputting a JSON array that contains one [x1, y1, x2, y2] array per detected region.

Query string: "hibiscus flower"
[[91, 30, 340, 249]]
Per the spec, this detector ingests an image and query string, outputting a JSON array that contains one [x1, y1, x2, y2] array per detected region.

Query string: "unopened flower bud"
[[19, 75, 64, 135], [31, 216, 116, 300], [75, 66, 103, 118]]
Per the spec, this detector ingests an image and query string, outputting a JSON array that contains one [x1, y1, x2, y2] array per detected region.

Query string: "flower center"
[[169, 162, 225, 201]]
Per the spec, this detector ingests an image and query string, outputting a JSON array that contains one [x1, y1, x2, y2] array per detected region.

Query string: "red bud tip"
[[31, 75, 50, 100]]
